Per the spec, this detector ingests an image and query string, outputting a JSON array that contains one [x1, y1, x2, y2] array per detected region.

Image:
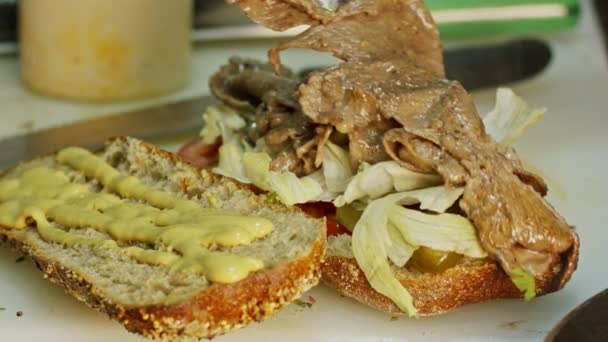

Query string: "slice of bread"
[[0, 137, 326, 341], [323, 233, 578, 316]]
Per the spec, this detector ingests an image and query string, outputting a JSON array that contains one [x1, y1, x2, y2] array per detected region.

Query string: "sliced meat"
[[267, 126, 333, 176], [268, 0, 444, 76], [209, 56, 299, 117], [210, 56, 323, 175], [383, 128, 468, 185], [227, 0, 382, 31]]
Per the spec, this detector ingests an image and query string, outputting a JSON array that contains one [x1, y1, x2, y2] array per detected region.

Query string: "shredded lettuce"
[[483, 88, 546, 146], [386, 222, 418, 267], [510, 268, 537, 301], [200, 105, 246, 144], [388, 206, 487, 258], [392, 186, 464, 213], [268, 171, 324, 206], [242, 152, 272, 191], [322, 142, 353, 193], [215, 146, 325, 205], [213, 143, 249, 183], [351, 196, 418, 316], [335, 161, 441, 207]]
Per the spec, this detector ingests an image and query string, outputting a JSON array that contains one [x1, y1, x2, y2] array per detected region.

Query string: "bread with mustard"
[[0, 136, 326, 341]]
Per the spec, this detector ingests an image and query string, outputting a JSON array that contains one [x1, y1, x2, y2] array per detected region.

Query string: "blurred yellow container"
[[19, 0, 192, 101]]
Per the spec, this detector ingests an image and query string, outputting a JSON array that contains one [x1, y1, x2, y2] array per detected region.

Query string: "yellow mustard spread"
[[0, 147, 274, 283]]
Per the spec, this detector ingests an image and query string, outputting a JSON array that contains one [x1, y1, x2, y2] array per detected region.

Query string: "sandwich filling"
[[183, 0, 579, 316]]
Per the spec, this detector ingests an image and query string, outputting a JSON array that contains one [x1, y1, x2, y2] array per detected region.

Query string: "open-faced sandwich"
[[0, 137, 325, 340], [179, 0, 580, 317]]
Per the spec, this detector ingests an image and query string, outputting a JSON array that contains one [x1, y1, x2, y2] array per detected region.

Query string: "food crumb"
[[15, 256, 26, 263], [294, 299, 313, 308], [500, 320, 525, 330], [308, 295, 316, 304], [16, 311, 23, 317], [390, 316, 399, 322]]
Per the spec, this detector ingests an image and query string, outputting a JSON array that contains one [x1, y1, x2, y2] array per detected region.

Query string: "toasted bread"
[[0, 137, 326, 341], [323, 234, 579, 316]]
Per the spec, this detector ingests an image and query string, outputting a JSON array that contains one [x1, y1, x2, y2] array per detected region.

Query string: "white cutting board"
[[1, 1, 607, 341]]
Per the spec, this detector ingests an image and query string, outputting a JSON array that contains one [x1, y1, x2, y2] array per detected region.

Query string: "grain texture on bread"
[[323, 233, 579, 316], [0, 137, 326, 341]]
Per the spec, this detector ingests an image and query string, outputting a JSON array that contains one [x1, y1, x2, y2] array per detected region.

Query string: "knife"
[[545, 288, 608, 341], [0, 96, 215, 169], [0, 38, 551, 168]]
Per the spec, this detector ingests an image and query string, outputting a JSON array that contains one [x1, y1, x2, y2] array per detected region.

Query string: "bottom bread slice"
[[322, 249, 575, 316], [0, 137, 326, 341]]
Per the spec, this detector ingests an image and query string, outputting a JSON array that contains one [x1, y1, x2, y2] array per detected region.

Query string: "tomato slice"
[[326, 217, 351, 236], [177, 137, 222, 169], [297, 202, 351, 236], [297, 202, 336, 218]]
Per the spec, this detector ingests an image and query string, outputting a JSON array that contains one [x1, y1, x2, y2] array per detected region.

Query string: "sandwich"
[[179, 0, 580, 317], [0, 1, 580, 340], [0, 137, 325, 340]]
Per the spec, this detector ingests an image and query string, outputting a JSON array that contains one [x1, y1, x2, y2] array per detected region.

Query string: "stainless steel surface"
[[0, 96, 216, 169], [546, 288, 608, 341]]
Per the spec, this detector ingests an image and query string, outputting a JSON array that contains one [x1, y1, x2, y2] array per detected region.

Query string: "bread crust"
[[0, 137, 327, 341], [1, 229, 325, 341], [321, 251, 575, 316]]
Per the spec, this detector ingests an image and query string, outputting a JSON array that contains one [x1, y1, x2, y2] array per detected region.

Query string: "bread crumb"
[[500, 320, 525, 330], [308, 295, 316, 304], [16, 311, 23, 317]]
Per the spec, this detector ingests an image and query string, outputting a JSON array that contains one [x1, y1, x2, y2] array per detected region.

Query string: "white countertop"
[[1, 0, 607, 341]]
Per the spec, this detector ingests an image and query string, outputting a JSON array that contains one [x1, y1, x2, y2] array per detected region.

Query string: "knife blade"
[[0, 96, 216, 169], [444, 39, 551, 91], [545, 288, 608, 341], [298, 39, 552, 92]]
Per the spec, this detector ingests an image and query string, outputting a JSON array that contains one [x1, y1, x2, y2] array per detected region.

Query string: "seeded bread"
[[323, 233, 579, 316], [0, 137, 326, 341]]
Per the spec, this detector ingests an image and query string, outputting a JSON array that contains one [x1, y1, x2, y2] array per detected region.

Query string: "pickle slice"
[[406, 247, 462, 273]]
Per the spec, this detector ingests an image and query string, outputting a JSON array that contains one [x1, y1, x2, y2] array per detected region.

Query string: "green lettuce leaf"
[[322, 142, 353, 193], [483, 88, 546, 146], [510, 268, 537, 301], [388, 206, 487, 258], [386, 222, 418, 267], [392, 186, 464, 213], [213, 143, 249, 183], [242, 152, 272, 191], [268, 171, 324, 206], [351, 196, 418, 316], [200, 105, 246, 144], [335, 161, 441, 207]]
